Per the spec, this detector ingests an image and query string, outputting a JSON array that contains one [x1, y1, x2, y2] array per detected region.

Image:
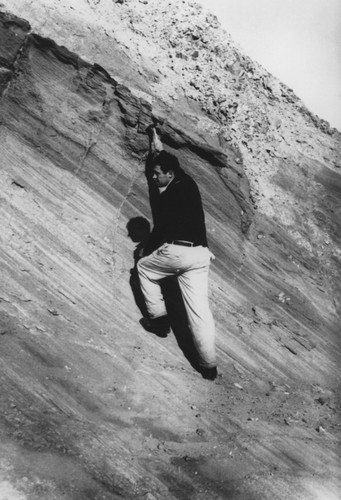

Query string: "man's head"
[[151, 151, 183, 188]]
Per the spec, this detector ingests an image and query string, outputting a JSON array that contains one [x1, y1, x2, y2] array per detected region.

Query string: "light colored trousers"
[[137, 243, 216, 369]]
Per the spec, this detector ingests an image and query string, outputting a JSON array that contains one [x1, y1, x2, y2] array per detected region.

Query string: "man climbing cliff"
[[137, 127, 217, 380]]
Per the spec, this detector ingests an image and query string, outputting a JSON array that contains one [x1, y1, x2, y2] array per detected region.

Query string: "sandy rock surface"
[[0, 2, 340, 499]]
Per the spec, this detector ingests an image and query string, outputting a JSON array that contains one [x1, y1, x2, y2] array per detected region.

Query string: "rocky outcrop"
[[0, 3, 340, 500]]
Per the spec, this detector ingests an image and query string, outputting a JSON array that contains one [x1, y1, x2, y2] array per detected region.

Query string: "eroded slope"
[[0, 6, 340, 500]]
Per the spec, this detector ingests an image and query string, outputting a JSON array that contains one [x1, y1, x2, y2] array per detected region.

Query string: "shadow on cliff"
[[126, 216, 201, 372], [126, 216, 151, 319]]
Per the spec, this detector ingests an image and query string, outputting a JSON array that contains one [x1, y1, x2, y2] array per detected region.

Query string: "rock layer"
[[0, 4, 340, 500]]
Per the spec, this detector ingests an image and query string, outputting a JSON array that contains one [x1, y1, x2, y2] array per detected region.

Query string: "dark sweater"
[[145, 172, 208, 254]]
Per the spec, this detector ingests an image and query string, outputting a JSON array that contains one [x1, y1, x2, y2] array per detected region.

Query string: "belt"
[[171, 240, 194, 247]]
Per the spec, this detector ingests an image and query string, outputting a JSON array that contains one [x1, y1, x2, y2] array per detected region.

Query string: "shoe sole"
[[139, 318, 170, 337]]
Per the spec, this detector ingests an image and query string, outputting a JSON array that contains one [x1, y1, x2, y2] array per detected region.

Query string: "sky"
[[197, 0, 341, 131]]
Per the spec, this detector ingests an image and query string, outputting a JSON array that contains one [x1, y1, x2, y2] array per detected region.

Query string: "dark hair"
[[152, 150, 184, 178]]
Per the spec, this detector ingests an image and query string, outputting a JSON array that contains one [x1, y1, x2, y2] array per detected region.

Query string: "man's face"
[[152, 165, 173, 188]]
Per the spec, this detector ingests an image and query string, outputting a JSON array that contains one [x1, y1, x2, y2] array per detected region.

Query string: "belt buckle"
[[172, 240, 193, 247]]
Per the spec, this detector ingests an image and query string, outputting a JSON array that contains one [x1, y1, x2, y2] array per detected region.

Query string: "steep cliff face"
[[0, 3, 340, 500]]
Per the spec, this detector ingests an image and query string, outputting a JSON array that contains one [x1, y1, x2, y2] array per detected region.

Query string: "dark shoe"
[[200, 366, 218, 380], [140, 315, 170, 337]]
